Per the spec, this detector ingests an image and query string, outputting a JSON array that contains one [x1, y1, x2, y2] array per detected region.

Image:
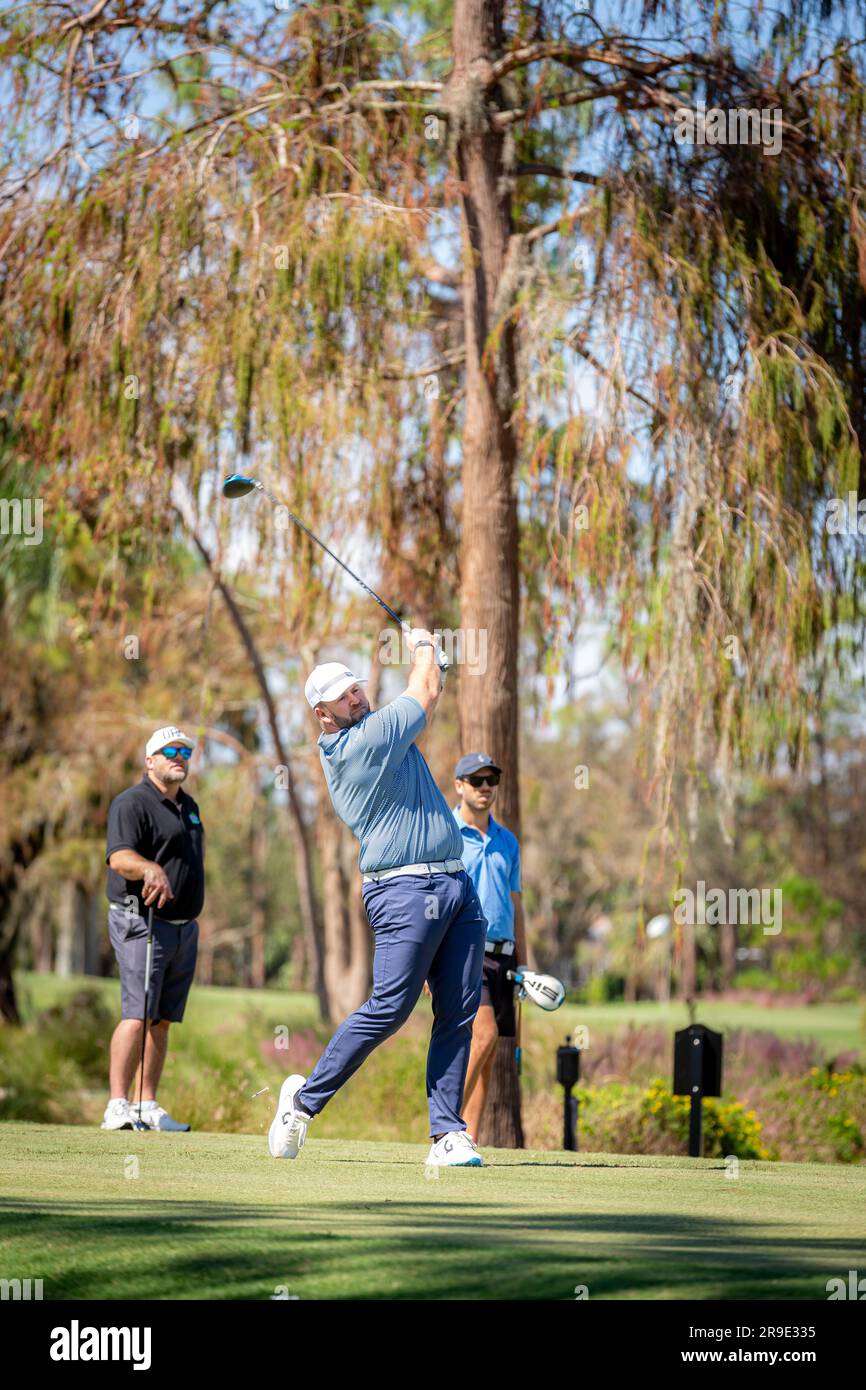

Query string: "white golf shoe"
[[425, 1131, 484, 1166], [100, 1099, 135, 1131], [268, 1074, 311, 1159], [132, 1101, 191, 1132]]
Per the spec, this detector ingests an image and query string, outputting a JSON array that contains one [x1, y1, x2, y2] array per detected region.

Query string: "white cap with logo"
[[305, 663, 367, 710], [146, 726, 197, 757]]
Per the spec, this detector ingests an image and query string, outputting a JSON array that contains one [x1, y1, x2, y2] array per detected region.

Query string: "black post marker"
[[557, 1036, 580, 1151], [688, 1028, 703, 1158], [673, 1022, 723, 1158]]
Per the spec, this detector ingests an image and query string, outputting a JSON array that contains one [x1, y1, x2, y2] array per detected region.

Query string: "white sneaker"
[[425, 1131, 484, 1167], [463, 1132, 483, 1160], [133, 1101, 191, 1132], [100, 1099, 135, 1131], [268, 1074, 311, 1159]]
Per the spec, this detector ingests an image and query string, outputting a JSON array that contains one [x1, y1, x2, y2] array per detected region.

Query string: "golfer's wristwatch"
[[412, 638, 450, 673]]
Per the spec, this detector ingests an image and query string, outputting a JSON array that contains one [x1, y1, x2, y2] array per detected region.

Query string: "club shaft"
[[254, 482, 404, 626], [137, 904, 154, 1122]]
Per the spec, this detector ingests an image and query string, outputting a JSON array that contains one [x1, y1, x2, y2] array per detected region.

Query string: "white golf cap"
[[146, 725, 196, 757], [305, 663, 367, 710]]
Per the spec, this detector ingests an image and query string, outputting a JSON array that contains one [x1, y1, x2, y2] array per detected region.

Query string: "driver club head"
[[222, 473, 259, 499], [507, 968, 566, 1011]]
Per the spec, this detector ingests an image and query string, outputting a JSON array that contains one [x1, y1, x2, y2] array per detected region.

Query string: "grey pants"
[[107, 906, 198, 1022]]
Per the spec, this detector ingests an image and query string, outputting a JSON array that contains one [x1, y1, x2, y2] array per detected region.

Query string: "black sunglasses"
[[464, 773, 500, 787]]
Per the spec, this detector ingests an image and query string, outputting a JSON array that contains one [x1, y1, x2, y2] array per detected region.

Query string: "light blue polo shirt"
[[318, 694, 463, 874], [453, 806, 521, 942]]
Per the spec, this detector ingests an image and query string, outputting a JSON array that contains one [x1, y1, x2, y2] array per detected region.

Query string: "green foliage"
[[0, 989, 113, 1121], [759, 1065, 866, 1163], [529, 1069, 866, 1164], [37, 989, 115, 1080]]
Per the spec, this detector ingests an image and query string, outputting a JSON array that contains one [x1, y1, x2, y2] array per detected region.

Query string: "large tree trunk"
[[0, 823, 47, 1024], [85, 891, 102, 975], [719, 921, 736, 991], [450, 0, 520, 828], [678, 920, 697, 999], [477, 1037, 524, 1148], [720, 834, 739, 990], [342, 826, 373, 1005], [56, 884, 87, 976], [450, 0, 523, 1145], [35, 886, 54, 973], [315, 809, 374, 1018], [0, 923, 22, 1025], [290, 930, 306, 992], [198, 923, 214, 986], [316, 791, 355, 1019], [249, 816, 267, 990]]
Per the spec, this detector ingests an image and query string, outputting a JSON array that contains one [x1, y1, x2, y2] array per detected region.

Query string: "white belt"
[[362, 858, 464, 884]]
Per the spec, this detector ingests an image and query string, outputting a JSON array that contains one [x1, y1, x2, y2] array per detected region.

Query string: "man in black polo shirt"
[[102, 725, 205, 1132]]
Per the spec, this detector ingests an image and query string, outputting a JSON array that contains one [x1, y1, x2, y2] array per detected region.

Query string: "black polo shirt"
[[106, 775, 205, 921]]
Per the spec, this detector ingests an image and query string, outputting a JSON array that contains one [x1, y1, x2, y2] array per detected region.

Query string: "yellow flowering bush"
[[521, 1066, 866, 1161], [637, 1079, 771, 1159], [567, 1078, 770, 1159]]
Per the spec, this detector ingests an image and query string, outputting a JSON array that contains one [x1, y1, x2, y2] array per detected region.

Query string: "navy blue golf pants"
[[296, 869, 488, 1136]]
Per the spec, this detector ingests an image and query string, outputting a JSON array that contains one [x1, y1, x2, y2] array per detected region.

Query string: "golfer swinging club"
[[269, 629, 489, 1167]]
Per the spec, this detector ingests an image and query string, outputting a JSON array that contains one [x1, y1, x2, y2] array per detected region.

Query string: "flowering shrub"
[[637, 1079, 771, 1158], [523, 1067, 866, 1162], [562, 1078, 770, 1159], [734, 1066, 866, 1163]]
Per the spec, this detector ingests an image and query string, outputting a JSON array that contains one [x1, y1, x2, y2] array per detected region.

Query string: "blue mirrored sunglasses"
[[158, 745, 192, 760]]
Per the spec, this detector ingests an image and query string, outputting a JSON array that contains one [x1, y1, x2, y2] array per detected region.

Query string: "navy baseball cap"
[[455, 751, 502, 779]]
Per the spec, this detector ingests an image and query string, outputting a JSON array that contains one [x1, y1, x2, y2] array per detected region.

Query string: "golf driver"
[[132, 903, 155, 1132], [507, 968, 566, 1011], [222, 472, 449, 670]]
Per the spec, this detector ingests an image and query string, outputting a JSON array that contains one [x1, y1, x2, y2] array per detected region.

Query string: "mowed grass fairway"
[[2, 1123, 864, 1300]]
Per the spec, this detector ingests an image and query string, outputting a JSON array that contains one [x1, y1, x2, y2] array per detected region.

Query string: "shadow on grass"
[[0, 1197, 861, 1300]]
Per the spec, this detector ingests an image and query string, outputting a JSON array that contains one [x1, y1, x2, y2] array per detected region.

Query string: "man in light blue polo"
[[268, 630, 489, 1168], [453, 752, 528, 1138]]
